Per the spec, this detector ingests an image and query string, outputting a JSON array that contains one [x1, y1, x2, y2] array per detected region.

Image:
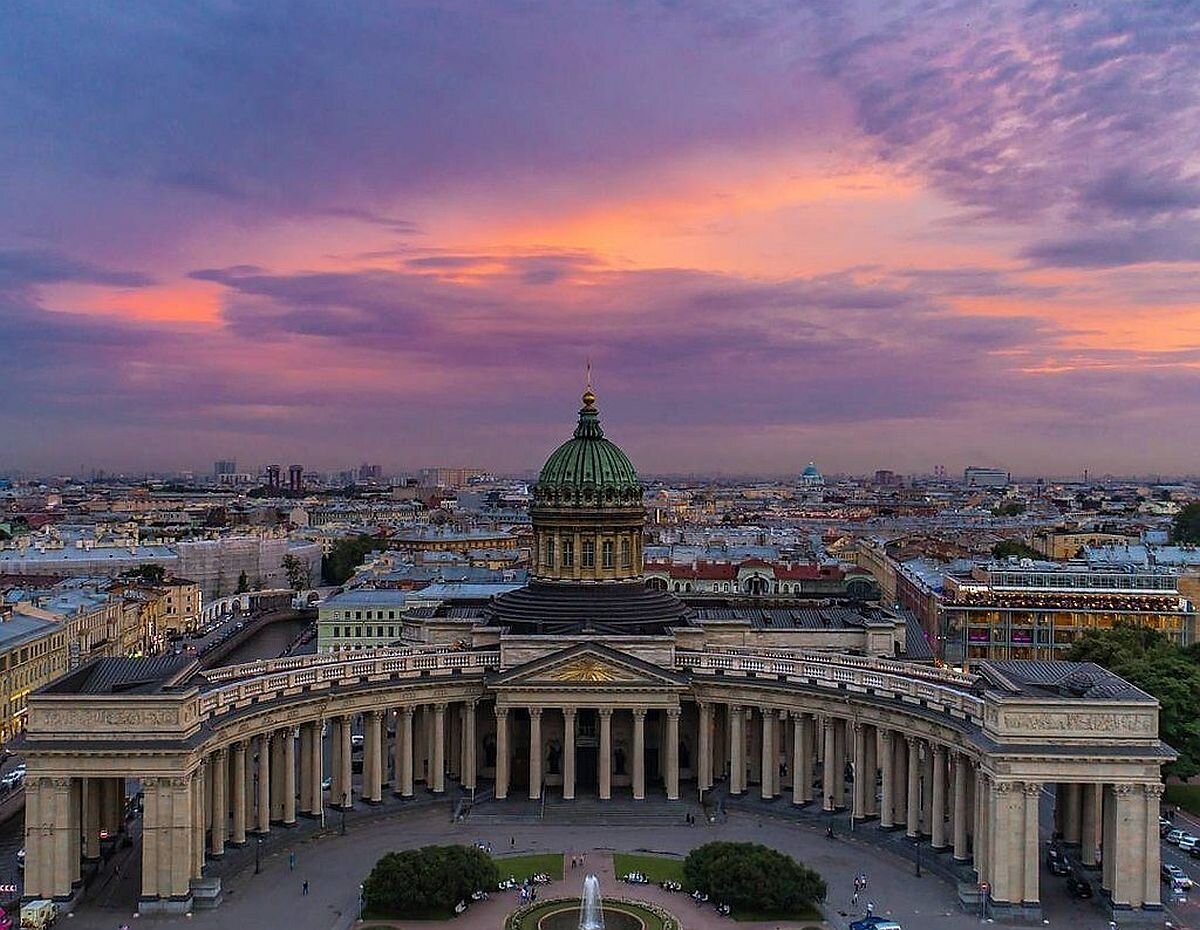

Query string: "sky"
[[2, 1, 1199, 478]]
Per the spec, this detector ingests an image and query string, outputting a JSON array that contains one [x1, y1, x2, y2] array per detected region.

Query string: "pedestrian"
[[851, 889, 859, 908], [302, 879, 309, 896], [511, 835, 516, 848], [866, 901, 874, 917], [289, 851, 296, 871]]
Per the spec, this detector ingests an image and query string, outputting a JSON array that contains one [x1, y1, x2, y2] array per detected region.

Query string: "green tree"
[[123, 563, 166, 585], [236, 570, 250, 594], [282, 554, 310, 591], [322, 534, 383, 585], [1172, 501, 1200, 544], [363, 845, 498, 919], [991, 539, 1041, 560], [992, 501, 1027, 517], [1068, 626, 1200, 778], [683, 842, 825, 916]]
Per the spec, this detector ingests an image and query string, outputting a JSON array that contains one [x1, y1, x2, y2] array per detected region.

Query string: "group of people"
[[850, 872, 872, 912], [569, 853, 588, 869]]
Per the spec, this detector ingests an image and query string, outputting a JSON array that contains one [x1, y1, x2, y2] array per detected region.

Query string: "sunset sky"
[[2, 2, 1199, 477]]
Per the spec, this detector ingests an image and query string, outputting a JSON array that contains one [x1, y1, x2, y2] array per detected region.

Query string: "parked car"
[[1166, 829, 1189, 845], [1046, 847, 1071, 876], [849, 919, 903, 930], [1180, 836, 1199, 853], [1188, 845, 1200, 860], [1163, 863, 1193, 888], [1065, 875, 1093, 899]]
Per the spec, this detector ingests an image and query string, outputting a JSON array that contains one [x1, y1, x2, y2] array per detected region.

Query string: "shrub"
[[683, 842, 825, 915], [363, 844, 499, 918]]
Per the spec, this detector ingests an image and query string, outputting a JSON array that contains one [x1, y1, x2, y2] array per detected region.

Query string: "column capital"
[[879, 728, 893, 744], [932, 743, 946, 760], [666, 707, 681, 719], [212, 747, 227, 761], [1112, 782, 1137, 797], [434, 702, 447, 713], [529, 706, 543, 719], [232, 739, 247, 753], [495, 706, 509, 719], [562, 706, 577, 718], [598, 707, 613, 719], [777, 708, 789, 721], [851, 719, 863, 733], [695, 699, 708, 711], [365, 709, 382, 721], [993, 779, 1015, 794], [1144, 783, 1166, 799], [728, 703, 742, 713], [399, 705, 415, 718], [631, 707, 646, 719], [1022, 781, 1041, 797]]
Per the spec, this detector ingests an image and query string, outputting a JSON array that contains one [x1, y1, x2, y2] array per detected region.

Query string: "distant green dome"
[[533, 388, 642, 507]]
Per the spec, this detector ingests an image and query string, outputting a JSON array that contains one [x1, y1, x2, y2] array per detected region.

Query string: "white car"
[[1180, 836, 1199, 853], [1167, 829, 1189, 845], [1163, 863, 1193, 888]]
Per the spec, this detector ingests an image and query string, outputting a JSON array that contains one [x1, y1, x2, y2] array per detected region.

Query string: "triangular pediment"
[[490, 642, 688, 689]]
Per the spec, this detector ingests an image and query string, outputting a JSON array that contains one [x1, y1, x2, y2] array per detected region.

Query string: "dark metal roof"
[[41, 655, 198, 695], [486, 581, 690, 636], [979, 660, 1154, 701]]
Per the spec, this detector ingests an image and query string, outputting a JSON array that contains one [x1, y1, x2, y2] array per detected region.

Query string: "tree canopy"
[[363, 845, 498, 918], [322, 533, 383, 585], [1172, 502, 1200, 544], [991, 539, 1041, 560], [683, 842, 826, 916], [122, 563, 166, 585], [1067, 626, 1200, 778]]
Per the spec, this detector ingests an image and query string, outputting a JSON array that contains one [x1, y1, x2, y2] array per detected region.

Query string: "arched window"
[[562, 538, 574, 568], [674, 582, 681, 592], [582, 539, 595, 568], [620, 538, 631, 568], [602, 540, 614, 568], [545, 537, 555, 568]]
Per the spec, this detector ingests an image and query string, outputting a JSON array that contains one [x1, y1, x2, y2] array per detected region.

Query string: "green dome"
[[533, 388, 642, 506]]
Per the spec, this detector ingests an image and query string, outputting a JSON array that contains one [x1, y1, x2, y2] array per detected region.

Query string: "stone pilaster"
[[862, 724, 878, 817], [729, 705, 744, 795], [760, 709, 775, 800], [632, 708, 646, 800], [397, 707, 414, 797], [905, 737, 920, 838], [697, 702, 712, 791], [665, 708, 680, 800], [931, 745, 947, 849], [338, 716, 354, 808], [495, 706, 510, 800], [879, 729, 894, 828], [432, 703, 446, 794], [209, 749, 226, 857], [463, 702, 478, 791], [229, 741, 247, 845], [598, 708, 612, 800], [1022, 782, 1040, 905], [308, 720, 324, 814], [851, 722, 866, 818], [364, 710, 383, 803], [953, 754, 969, 860], [529, 707, 544, 800], [281, 727, 297, 824], [256, 732, 271, 834], [562, 707, 576, 800], [822, 718, 837, 811]]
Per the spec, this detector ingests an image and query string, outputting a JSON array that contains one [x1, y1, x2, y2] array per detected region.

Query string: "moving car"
[[1162, 863, 1193, 889], [1065, 875, 1093, 899], [1046, 847, 1071, 876]]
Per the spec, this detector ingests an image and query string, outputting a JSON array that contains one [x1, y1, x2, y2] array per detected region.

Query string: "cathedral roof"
[[533, 388, 641, 507]]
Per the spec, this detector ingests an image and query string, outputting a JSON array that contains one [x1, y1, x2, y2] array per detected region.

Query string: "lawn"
[[1166, 784, 1200, 818], [612, 852, 685, 885], [494, 852, 564, 882]]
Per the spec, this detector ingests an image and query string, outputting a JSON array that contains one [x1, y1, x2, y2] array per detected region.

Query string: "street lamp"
[[359, 883, 365, 921], [341, 791, 348, 835], [255, 836, 263, 874]]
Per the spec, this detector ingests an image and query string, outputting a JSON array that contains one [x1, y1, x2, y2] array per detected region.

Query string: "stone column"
[[931, 745, 947, 849], [879, 729, 894, 828], [598, 708, 613, 800], [974, 769, 989, 884], [528, 707, 543, 800], [364, 710, 383, 803], [759, 709, 775, 799], [921, 747, 934, 834], [101, 777, 124, 837], [432, 703, 447, 794], [905, 737, 920, 838], [1061, 783, 1081, 845], [1101, 784, 1116, 893], [24, 778, 45, 898], [863, 725, 878, 817], [563, 708, 576, 800], [697, 702, 712, 791], [833, 716, 846, 805], [210, 748, 227, 856], [67, 778, 81, 887], [397, 707, 414, 797], [281, 727, 297, 824], [1143, 783, 1164, 909], [495, 707, 510, 800], [82, 777, 102, 860], [791, 713, 805, 804], [141, 778, 160, 898], [1081, 782, 1100, 867], [729, 705, 744, 794], [822, 718, 837, 811], [309, 720, 324, 815], [666, 708, 680, 800], [988, 780, 1014, 904], [463, 702, 478, 791], [632, 709, 646, 800], [339, 716, 354, 808], [191, 765, 206, 880], [953, 754, 969, 860], [299, 724, 314, 813], [1022, 782, 1040, 905], [230, 741, 247, 845], [893, 732, 908, 824], [256, 732, 271, 834], [851, 722, 866, 818], [330, 717, 344, 804], [271, 730, 286, 821]]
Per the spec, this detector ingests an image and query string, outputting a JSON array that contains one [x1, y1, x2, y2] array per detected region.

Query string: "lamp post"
[[255, 836, 263, 875], [341, 791, 348, 835], [359, 882, 365, 920]]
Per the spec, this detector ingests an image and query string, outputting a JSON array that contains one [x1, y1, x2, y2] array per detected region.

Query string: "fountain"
[[579, 873, 605, 930]]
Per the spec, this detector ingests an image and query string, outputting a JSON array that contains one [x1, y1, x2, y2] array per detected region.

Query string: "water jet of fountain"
[[579, 873, 605, 930]]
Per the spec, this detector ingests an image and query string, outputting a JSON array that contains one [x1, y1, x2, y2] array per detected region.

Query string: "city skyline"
[[3, 2, 1199, 475]]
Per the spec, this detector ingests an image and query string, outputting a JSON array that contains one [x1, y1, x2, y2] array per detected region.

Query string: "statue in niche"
[[547, 739, 562, 775], [483, 734, 497, 767]]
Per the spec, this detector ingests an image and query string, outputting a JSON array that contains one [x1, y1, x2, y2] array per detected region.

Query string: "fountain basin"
[[508, 898, 676, 930], [536, 904, 645, 930]]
